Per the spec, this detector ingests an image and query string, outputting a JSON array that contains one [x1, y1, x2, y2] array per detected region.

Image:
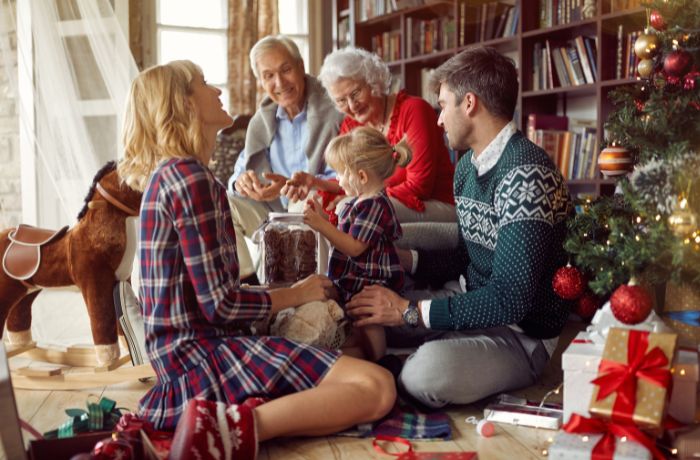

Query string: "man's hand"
[[303, 195, 328, 231], [345, 285, 408, 327], [291, 274, 333, 304], [281, 171, 314, 202], [234, 170, 288, 202]]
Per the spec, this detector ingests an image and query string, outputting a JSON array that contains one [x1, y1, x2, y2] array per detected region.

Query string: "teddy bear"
[[270, 299, 346, 349]]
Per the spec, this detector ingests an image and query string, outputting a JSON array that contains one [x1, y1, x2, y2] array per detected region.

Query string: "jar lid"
[[268, 212, 304, 222]]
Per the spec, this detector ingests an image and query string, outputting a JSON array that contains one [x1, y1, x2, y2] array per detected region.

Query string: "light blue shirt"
[[228, 104, 336, 197]]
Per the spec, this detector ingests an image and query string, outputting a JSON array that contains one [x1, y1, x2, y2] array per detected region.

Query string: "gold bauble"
[[668, 208, 697, 236], [634, 33, 660, 60], [637, 59, 654, 78]]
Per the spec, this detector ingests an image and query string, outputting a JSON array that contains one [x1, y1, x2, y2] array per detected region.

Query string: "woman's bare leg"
[[254, 355, 396, 440]]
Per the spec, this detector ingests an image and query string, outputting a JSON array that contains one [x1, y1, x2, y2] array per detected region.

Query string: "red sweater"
[[340, 90, 455, 211]]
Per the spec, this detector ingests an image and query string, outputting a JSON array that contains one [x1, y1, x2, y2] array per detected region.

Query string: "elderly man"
[[228, 35, 343, 283], [346, 47, 574, 409]]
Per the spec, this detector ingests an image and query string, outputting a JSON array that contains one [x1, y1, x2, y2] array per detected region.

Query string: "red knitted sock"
[[170, 398, 258, 460]]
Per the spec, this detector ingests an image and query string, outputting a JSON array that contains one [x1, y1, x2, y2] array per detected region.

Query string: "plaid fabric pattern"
[[338, 404, 452, 440], [328, 191, 405, 303], [138, 158, 339, 430]]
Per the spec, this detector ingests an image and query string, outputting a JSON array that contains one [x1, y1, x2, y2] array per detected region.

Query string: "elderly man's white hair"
[[319, 46, 392, 96], [249, 35, 304, 79]]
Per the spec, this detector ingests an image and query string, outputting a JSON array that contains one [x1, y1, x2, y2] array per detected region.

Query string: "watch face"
[[403, 305, 419, 327]]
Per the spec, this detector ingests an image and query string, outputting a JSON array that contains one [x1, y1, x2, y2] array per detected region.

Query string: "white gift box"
[[562, 332, 603, 423], [562, 332, 699, 424], [549, 431, 651, 460]]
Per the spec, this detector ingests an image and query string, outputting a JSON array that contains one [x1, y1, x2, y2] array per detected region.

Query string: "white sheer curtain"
[[3, 0, 137, 225], [0, 0, 138, 346]]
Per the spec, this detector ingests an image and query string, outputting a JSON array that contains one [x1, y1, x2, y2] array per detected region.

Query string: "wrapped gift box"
[[589, 328, 676, 430], [669, 348, 699, 424], [549, 430, 652, 460], [563, 331, 693, 424], [562, 332, 604, 423]]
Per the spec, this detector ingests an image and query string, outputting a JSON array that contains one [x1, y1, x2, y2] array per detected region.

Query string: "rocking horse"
[[0, 161, 154, 388]]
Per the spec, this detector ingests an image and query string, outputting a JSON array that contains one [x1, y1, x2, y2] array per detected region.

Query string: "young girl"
[[118, 60, 395, 459], [303, 127, 411, 361]]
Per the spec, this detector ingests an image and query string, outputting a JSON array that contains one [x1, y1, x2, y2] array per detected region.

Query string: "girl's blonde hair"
[[325, 126, 412, 180], [118, 60, 207, 191]]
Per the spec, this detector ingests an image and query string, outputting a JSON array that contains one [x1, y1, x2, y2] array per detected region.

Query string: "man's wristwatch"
[[402, 301, 420, 328]]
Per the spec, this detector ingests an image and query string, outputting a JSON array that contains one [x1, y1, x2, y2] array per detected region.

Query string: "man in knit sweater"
[[346, 47, 573, 408]]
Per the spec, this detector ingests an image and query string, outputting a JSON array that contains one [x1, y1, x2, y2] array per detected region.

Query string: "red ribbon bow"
[[591, 329, 671, 424], [563, 414, 665, 460]]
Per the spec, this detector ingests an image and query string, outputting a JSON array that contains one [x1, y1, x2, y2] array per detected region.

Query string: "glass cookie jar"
[[257, 213, 320, 287]]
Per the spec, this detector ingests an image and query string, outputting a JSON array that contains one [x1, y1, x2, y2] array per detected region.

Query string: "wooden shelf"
[[331, 0, 647, 196], [522, 83, 597, 98], [522, 19, 596, 38]]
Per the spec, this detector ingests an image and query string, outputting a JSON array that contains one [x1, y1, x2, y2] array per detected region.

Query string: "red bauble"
[[650, 10, 666, 30], [575, 292, 601, 320], [552, 266, 586, 300], [664, 50, 693, 77], [610, 285, 653, 325]]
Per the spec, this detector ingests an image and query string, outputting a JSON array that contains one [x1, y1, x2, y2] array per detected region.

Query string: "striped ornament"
[[597, 146, 634, 177]]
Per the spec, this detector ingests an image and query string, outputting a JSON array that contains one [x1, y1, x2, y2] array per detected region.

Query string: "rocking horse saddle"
[[2, 224, 69, 282]]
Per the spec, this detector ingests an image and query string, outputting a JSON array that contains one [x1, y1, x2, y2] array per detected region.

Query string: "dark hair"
[[429, 46, 518, 120]]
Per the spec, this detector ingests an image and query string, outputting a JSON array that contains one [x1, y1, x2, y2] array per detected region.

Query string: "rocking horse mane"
[[76, 161, 118, 221]]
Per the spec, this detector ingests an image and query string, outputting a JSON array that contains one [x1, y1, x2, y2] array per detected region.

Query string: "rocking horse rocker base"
[[0, 162, 154, 390]]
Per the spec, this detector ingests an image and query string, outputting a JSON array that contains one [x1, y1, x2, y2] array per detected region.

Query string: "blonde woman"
[[118, 60, 394, 459], [303, 127, 411, 361]]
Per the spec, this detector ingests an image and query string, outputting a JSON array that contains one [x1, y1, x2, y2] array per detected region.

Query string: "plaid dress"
[[329, 190, 405, 303], [137, 158, 339, 430]]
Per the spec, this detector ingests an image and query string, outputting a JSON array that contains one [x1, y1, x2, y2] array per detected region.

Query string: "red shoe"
[[169, 399, 258, 460]]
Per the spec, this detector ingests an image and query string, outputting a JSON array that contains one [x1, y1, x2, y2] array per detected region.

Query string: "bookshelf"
[[331, 0, 649, 197]]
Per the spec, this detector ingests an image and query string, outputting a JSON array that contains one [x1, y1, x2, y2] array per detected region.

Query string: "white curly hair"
[[318, 46, 393, 96]]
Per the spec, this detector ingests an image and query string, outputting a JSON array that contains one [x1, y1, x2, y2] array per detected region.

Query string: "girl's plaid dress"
[[329, 190, 405, 303], [137, 158, 339, 430]]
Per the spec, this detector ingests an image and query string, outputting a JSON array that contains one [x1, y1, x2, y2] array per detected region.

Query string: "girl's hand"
[[292, 274, 333, 304], [303, 195, 327, 230], [281, 171, 314, 202]]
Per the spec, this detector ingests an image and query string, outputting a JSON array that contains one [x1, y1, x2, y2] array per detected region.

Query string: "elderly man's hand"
[[281, 171, 315, 202], [255, 173, 288, 201], [345, 285, 407, 327], [234, 170, 263, 199]]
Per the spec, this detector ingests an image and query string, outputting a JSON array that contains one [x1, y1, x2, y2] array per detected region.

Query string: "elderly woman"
[[227, 35, 344, 283], [284, 47, 455, 223]]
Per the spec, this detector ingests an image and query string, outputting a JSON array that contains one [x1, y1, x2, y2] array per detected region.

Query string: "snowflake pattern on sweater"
[[417, 132, 574, 339]]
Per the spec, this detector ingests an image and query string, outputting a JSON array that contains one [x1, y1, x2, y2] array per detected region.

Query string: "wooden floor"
[[3, 323, 583, 460]]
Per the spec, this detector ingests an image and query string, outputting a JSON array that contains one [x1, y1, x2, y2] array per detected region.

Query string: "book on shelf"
[[406, 15, 455, 57], [528, 115, 598, 180], [539, 0, 585, 29], [531, 37, 597, 89], [616, 24, 624, 79]]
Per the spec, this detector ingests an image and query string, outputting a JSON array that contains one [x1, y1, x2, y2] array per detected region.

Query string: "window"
[[155, 0, 228, 105], [279, 0, 309, 67]]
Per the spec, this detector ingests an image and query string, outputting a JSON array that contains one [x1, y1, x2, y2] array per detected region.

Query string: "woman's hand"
[[345, 285, 408, 327], [292, 274, 334, 304], [303, 195, 328, 231], [281, 171, 315, 202]]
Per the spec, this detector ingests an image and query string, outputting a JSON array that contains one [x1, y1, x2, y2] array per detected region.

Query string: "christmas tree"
[[564, 0, 700, 299]]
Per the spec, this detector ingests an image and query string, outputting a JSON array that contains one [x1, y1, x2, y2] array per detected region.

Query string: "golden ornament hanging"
[[634, 32, 660, 60], [637, 59, 654, 78], [668, 204, 698, 237]]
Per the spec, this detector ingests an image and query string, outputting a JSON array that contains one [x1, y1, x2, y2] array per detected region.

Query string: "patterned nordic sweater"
[[416, 132, 573, 339]]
